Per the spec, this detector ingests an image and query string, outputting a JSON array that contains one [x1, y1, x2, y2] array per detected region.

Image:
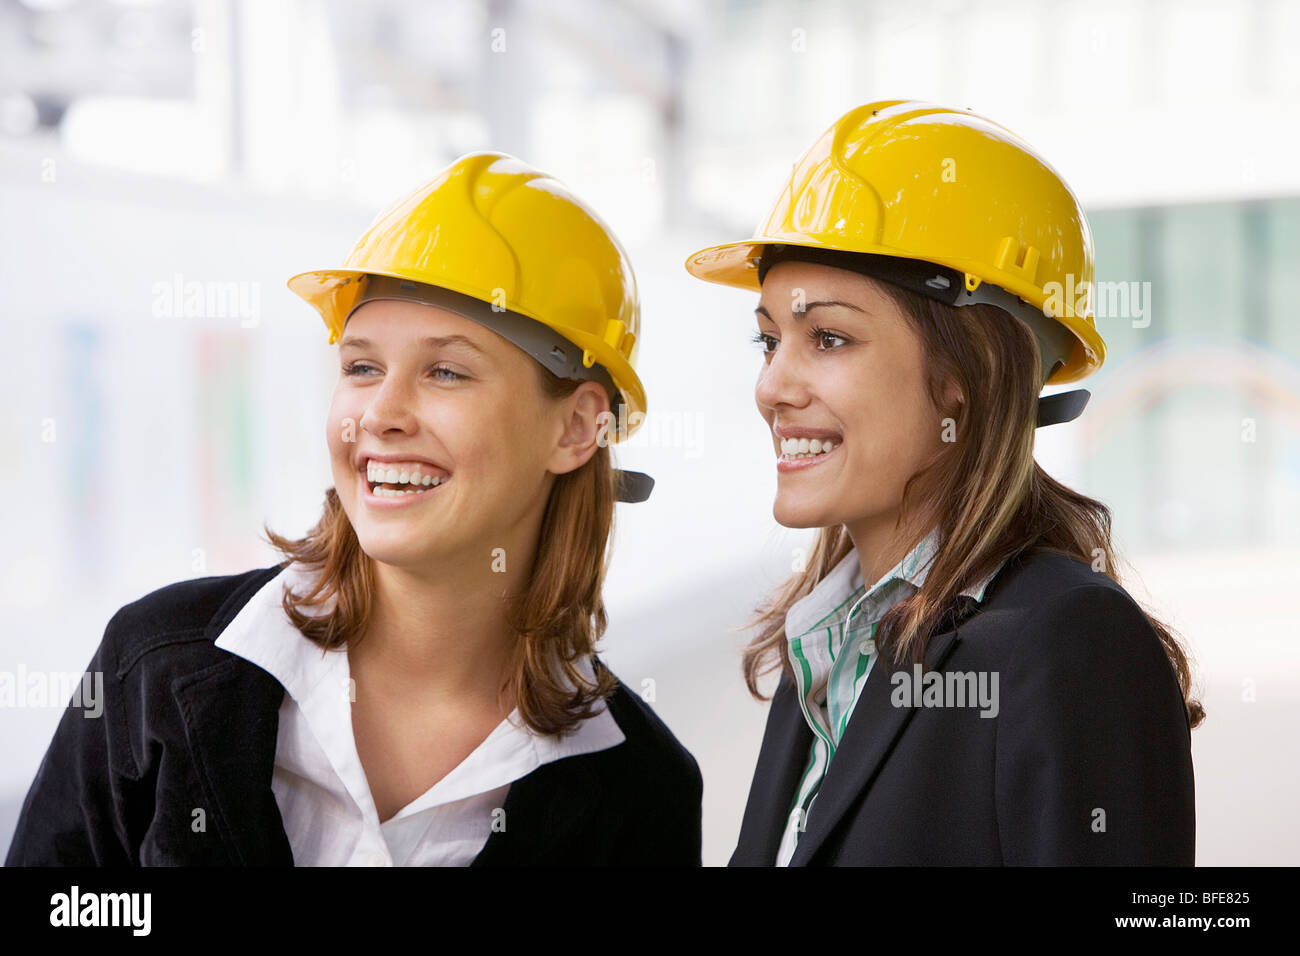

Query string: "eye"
[[750, 330, 777, 355], [341, 361, 467, 382], [810, 327, 850, 351]]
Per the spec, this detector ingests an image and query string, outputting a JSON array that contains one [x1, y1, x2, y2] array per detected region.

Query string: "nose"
[[755, 337, 812, 415], [359, 371, 419, 437]]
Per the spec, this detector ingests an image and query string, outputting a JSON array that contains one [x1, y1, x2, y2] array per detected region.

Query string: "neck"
[[844, 510, 932, 591], [350, 540, 535, 710]]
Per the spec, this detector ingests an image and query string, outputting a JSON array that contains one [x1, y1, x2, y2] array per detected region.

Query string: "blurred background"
[[2, 0, 1298, 866]]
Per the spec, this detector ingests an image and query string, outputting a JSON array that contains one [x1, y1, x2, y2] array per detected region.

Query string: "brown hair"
[[261, 364, 619, 737], [742, 276, 1205, 730]]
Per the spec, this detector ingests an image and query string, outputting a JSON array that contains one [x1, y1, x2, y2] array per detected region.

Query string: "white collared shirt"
[[214, 561, 626, 866], [775, 526, 1007, 866]]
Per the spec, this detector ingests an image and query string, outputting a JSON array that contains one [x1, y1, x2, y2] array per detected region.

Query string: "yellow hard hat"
[[289, 151, 652, 501], [685, 100, 1106, 425]]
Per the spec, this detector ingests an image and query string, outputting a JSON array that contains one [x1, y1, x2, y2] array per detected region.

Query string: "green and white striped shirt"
[[775, 525, 1007, 866]]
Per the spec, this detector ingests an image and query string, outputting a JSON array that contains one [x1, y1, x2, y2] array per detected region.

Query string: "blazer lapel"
[[172, 655, 294, 865], [729, 672, 815, 865], [470, 756, 602, 865], [788, 627, 963, 866]]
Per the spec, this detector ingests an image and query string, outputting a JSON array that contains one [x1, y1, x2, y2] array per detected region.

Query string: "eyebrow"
[[339, 334, 487, 355], [755, 300, 867, 321]]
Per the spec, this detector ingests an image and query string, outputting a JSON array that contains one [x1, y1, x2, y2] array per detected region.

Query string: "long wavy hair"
[[742, 275, 1205, 731], [261, 364, 619, 737]]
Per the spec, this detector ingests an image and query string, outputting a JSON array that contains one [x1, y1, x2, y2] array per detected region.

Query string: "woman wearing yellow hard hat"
[[686, 100, 1200, 866], [7, 152, 701, 867]]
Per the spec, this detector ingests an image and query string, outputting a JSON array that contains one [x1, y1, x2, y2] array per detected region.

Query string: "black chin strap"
[[1038, 389, 1090, 427], [615, 470, 655, 503]]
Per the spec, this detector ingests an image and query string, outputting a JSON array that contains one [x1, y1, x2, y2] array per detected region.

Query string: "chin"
[[353, 536, 436, 571], [350, 532, 407, 563], [772, 495, 837, 531]]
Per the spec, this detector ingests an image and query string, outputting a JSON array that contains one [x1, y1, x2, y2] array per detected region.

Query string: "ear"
[[940, 376, 965, 415], [547, 381, 611, 477]]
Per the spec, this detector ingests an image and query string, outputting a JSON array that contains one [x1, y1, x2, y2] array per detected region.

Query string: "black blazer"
[[731, 548, 1196, 866], [5, 563, 703, 866]]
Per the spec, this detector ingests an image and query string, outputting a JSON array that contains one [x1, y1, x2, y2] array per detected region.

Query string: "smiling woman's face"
[[326, 298, 589, 572], [754, 260, 957, 543]]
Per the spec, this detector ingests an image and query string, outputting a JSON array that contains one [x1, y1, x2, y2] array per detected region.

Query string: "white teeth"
[[779, 437, 837, 459], [364, 459, 449, 491], [371, 478, 445, 497]]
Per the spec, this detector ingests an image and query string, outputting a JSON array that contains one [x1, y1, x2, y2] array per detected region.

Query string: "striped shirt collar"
[[785, 525, 1002, 642]]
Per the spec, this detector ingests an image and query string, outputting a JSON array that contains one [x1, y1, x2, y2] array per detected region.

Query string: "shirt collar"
[[213, 561, 626, 807], [785, 526, 1002, 641], [213, 560, 341, 704]]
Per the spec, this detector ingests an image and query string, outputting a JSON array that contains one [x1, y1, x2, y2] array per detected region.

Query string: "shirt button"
[[366, 851, 390, 866]]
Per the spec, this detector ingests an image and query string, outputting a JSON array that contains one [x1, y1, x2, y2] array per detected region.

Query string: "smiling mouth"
[[366, 476, 448, 498], [778, 436, 839, 461], [362, 460, 451, 498]]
